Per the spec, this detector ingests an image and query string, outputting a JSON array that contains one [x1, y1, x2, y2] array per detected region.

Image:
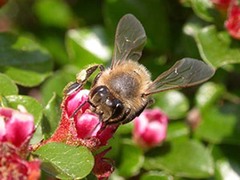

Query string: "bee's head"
[[89, 85, 124, 123]]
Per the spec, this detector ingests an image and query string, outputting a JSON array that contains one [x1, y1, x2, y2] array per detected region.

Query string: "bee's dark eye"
[[111, 100, 124, 119], [91, 85, 109, 103]]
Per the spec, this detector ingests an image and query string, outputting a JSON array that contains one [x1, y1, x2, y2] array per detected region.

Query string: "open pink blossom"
[[0, 107, 40, 180], [0, 107, 34, 148], [133, 108, 168, 149], [0, 143, 40, 180]]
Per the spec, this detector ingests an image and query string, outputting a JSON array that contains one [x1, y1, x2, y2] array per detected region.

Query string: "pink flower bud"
[[133, 108, 168, 149]]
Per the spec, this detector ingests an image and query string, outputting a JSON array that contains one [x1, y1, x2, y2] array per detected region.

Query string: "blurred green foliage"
[[0, 0, 240, 179]]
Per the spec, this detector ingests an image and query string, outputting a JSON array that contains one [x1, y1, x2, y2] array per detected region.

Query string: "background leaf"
[[66, 27, 110, 67], [118, 141, 144, 177], [140, 171, 172, 180], [195, 104, 240, 144], [0, 33, 53, 87], [144, 140, 214, 178]]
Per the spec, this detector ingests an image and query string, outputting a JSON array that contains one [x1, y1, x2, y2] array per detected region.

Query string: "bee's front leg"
[[64, 64, 104, 96]]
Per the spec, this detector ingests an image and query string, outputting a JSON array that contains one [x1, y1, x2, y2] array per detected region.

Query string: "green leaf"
[[66, 27, 111, 67], [195, 105, 240, 144], [0, 33, 53, 87], [195, 82, 225, 111], [5, 95, 43, 125], [154, 90, 189, 120], [33, 0, 73, 28], [118, 141, 144, 177], [34, 143, 94, 179], [140, 171, 172, 180], [196, 26, 240, 68], [190, 0, 214, 22], [42, 93, 62, 139], [144, 140, 214, 178], [0, 73, 18, 95]]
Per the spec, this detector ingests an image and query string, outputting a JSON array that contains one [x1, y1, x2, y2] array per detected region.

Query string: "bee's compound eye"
[[97, 86, 109, 98], [91, 86, 110, 103]]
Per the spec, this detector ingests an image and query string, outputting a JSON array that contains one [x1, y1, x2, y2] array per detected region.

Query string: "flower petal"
[[66, 89, 90, 117], [76, 112, 100, 139]]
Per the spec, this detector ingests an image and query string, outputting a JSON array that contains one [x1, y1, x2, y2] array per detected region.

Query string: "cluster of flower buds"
[[44, 88, 168, 179], [0, 88, 168, 179]]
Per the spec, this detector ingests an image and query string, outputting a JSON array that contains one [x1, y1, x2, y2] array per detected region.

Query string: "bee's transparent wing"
[[144, 58, 215, 95], [111, 14, 147, 68]]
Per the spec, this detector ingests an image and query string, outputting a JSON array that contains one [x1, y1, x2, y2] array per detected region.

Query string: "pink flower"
[[0, 107, 40, 180], [0, 107, 34, 148], [225, 0, 240, 39], [133, 108, 168, 149]]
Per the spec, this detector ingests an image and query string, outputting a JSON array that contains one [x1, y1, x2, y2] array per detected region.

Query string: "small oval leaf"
[[34, 143, 94, 179], [0, 33, 53, 87]]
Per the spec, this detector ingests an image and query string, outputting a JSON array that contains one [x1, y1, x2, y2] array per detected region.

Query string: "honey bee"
[[65, 14, 215, 125]]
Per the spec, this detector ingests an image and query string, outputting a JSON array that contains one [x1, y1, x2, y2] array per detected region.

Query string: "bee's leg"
[[65, 64, 104, 96], [92, 65, 105, 87], [64, 81, 83, 96], [103, 108, 131, 126], [76, 64, 105, 86], [70, 100, 88, 118], [121, 100, 150, 124]]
